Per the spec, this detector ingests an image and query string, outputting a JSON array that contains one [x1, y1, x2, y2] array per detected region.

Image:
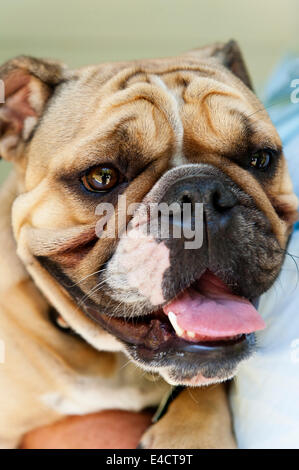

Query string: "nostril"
[[181, 193, 193, 205], [212, 188, 237, 212]]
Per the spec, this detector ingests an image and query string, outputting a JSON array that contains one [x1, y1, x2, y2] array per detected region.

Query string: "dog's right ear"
[[185, 40, 253, 91], [0, 56, 67, 161]]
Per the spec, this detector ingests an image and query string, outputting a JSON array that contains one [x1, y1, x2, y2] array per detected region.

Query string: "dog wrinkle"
[[146, 74, 187, 168], [0, 173, 29, 292]]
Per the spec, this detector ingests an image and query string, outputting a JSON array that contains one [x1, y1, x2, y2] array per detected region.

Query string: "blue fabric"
[[263, 57, 299, 198], [230, 58, 299, 448]]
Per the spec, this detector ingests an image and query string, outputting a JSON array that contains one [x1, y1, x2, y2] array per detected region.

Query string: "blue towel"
[[230, 58, 299, 448], [264, 57, 299, 198]]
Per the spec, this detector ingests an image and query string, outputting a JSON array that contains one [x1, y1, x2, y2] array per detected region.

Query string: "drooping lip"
[[84, 270, 262, 362], [85, 304, 256, 364]]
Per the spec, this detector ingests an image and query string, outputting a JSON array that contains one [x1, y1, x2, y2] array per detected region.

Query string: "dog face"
[[1, 42, 298, 385]]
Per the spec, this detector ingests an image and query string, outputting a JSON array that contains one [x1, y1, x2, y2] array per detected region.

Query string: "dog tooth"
[[168, 311, 184, 337], [187, 331, 196, 338], [56, 315, 70, 329]]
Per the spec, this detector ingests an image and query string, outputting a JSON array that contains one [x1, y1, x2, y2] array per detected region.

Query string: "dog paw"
[[138, 419, 193, 449], [138, 422, 171, 449], [138, 385, 237, 449]]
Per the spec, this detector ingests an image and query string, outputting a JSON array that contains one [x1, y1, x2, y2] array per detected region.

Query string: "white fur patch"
[[148, 74, 187, 167], [106, 228, 170, 306]]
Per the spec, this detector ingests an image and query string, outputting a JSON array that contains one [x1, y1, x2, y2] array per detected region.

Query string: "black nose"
[[205, 179, 238, 213], [161, 176, 237, 216]]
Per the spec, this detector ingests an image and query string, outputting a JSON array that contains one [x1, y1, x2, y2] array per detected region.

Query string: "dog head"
[[1, 41, 298, 385]]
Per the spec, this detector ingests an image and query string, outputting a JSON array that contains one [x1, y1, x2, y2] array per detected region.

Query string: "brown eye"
[[81, 166, 119, 192], [250, 150, 271, 170]]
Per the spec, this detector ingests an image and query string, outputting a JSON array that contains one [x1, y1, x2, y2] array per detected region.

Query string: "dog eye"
[[249, 150, 271, 170], [81, 165, 119, 192]]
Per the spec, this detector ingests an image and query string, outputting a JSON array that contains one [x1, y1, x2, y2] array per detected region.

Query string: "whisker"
[[119, 358, 134, 371], [274, 247, 299, 294], [246, 100, 287, 119], [69, 267, 106, 288], [78, 278, 108, 306]]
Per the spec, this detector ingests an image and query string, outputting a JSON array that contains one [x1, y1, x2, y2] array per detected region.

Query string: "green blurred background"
[[1, 0, 298, 183]]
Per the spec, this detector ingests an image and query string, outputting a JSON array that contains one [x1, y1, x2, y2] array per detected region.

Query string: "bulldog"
[[0, 40, 297, 449]]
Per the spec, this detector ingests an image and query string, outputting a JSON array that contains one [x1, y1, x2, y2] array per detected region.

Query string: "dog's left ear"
[[185, 40, 253, 91], [0, 56, 66, 161]]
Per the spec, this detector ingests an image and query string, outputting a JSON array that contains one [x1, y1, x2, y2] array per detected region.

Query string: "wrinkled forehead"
[[26, 59, 281, 182]]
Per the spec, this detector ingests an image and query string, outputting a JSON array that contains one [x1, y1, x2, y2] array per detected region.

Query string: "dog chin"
[[159, 368, 235, 387], [125, 348, 241, 387], [143, 360, 238, 387]]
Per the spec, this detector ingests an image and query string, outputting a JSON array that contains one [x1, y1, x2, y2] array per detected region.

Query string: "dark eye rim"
[[80, 164, 123, 193], [248, 148, 276, 171]]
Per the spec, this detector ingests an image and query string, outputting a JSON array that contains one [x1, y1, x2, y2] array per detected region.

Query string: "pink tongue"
[[163, 271, 265, 340]]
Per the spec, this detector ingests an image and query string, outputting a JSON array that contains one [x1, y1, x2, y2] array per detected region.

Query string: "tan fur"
[[0, 42, 297, 448], [140, 385, 236, 449], [0, 175, 168, 448]]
